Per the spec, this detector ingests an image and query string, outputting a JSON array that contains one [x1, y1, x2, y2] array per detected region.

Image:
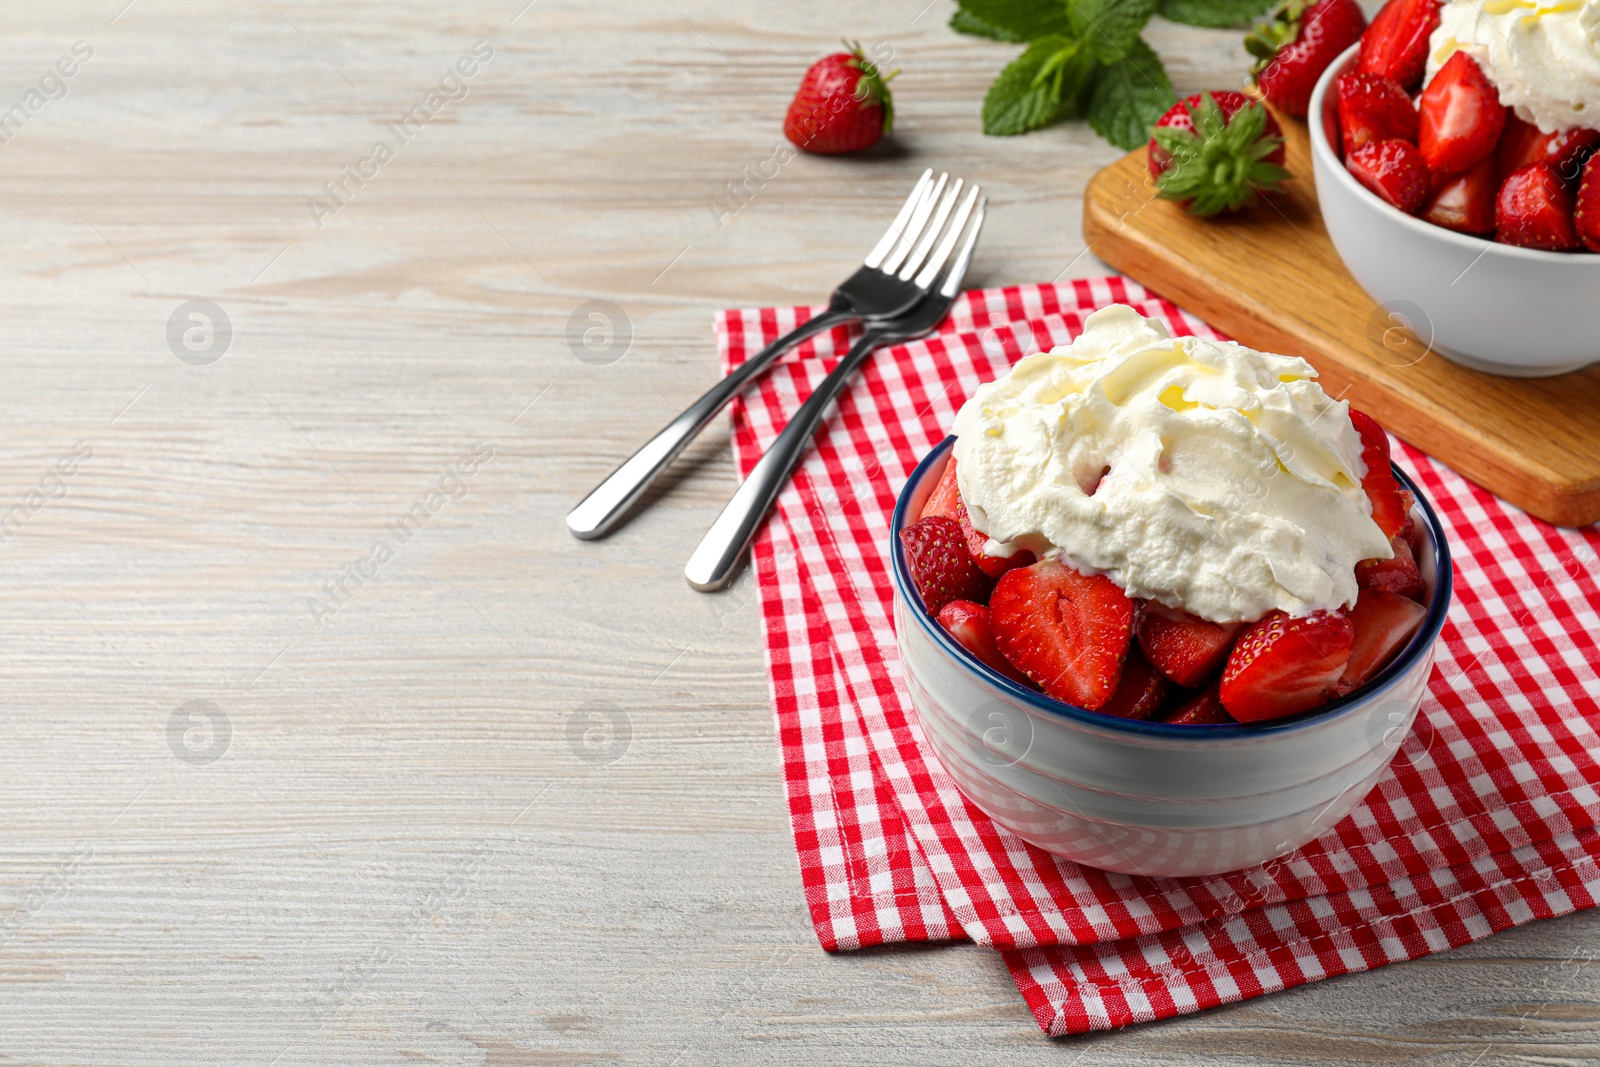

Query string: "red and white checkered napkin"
[[720, 277, 1600, 1035]]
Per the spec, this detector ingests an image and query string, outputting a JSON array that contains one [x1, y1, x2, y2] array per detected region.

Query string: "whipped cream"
[[1428, 0, 1600, 134], [950, 306, 1391, 624]]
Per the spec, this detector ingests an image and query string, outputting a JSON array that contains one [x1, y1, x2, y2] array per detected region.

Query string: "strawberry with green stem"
[[1246, 0, 1368, 118], [1148, 91, 1290, 217], [784, 42, 898, 156]]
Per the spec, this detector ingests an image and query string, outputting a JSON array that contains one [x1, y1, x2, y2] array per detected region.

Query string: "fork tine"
[[934, 196, 986, 298], [862, 169, 933, 269], [914, 185, 982, 290], [896, 178, 964, 282], [879, 172, 947, 275]]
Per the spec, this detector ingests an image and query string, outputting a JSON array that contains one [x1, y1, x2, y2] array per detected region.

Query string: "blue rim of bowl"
[[1308, 43, 1600, 265], [890, 435, 1455, 739]]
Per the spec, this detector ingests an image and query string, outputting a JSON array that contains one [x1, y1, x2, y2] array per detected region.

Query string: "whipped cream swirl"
[[950, 306, 1391, 624], [1428, 0, 1600, 134]]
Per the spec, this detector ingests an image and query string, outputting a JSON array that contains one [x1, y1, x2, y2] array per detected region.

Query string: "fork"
[[566, 168, 960, 541], [684, 187, 986, 592]]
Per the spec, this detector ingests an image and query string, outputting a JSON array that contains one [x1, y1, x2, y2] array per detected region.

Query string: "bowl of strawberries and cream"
[[890, 306, 1452, 878], [1307, 0, 1600, 375]]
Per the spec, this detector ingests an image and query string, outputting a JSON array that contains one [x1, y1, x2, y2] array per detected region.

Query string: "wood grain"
[[1083, 114, 1600, 527], [0, 1, 1596, 1063]]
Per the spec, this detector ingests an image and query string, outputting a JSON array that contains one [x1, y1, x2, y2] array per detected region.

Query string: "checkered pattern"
[[720, 278, 1600, 1032]]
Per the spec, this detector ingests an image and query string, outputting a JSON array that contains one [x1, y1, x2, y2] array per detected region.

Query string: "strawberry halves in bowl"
[[890, 438, 1453, 877]]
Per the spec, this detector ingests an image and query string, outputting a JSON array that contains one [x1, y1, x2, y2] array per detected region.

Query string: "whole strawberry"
[[1246, 0, 1368, 118], [784, 43, 896, 155], [1148, 91, 1289, 216]]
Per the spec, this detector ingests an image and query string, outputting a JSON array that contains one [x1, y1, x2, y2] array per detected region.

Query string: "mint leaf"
[[1066, 0, 1162, 55], [957, 0, 1072, 41], [1158, 0, 1277, 27], [982, 35, 1079, 135], [1084, 35, 1175, 150], [1048, 39, 1099, 117], [950, 8, 1027, 41]]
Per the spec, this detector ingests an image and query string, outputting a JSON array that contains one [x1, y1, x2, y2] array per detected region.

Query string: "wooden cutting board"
[[1082, 118, 1600, 528]]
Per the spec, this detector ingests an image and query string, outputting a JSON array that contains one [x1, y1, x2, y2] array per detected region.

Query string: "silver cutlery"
[[684, 187, 986, 592], [566, 168, 962, 541]]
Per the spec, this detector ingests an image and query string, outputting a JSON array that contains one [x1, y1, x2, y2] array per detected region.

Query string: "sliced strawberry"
[[1349, 405, 1392, 462], [1347, 138, 1431, 214], [1247, 0, 1368, 119], [1348, 407, 1410, 539], [1147, 90, 1290, 216], [1547, 129, 1600, 184], [1399, 512, 1423, 560], [936, 600, 1032, 685], [1137, 603, 1242, 688], [1356, 535, 1424, 600], [955, 496, 1035, 579], [989, 560, 1134, 711], [1577, 154, 1600, 253], [1158, 685, 1236, 725], [1357, 0, 1441, 92], [1417, 51, 1506, 176], [1496, 113, 1542, 176], [1338, 589, 1427, 693], [899, 516, 991, 615], [1498, 113, 1600, 184], [1422, 155, 1498, 233], [1496, 163, 1580, 251], [920, 456, 962, 521], [1220, 610, 1355, 721], [1097, 648, 1170, 721], [1336, 71, 1418, 154], [923, 455, 1036, 577]]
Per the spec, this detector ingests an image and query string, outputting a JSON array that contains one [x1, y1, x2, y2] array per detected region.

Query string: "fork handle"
[[684, 326, 892, 591], [565, 307, 854, 540]]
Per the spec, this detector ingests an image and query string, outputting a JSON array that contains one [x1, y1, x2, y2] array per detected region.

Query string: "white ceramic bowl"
[[1309, 44, 1600, 377], [891, 437, 1453, 878]]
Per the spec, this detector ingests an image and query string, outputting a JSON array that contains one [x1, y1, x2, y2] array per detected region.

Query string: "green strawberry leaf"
[[982, 35, 1080, 135], [1157, 0, 1278, 28], [1084, 35, 1175, 150], [956, 0, 1073, 41], [950, 8, 1028, 41], [1067, 0, 1162, 55]]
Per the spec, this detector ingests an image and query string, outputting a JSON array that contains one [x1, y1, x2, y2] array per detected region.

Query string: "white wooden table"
[[3, 1, 1597, 1061]]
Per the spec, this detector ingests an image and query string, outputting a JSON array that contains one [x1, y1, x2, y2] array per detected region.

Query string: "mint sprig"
[[953, 0, 1278, 148]]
